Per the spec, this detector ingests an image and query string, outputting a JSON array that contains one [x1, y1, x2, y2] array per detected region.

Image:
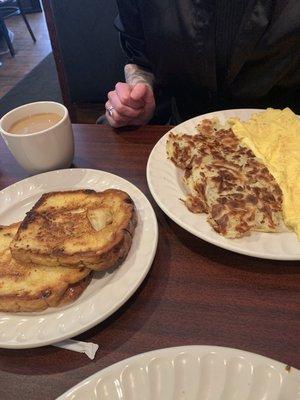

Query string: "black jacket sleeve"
[[115, 0, 152, 71]]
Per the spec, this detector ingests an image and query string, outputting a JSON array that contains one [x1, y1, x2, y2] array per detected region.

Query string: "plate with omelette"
[[147, 108, 300, 260]]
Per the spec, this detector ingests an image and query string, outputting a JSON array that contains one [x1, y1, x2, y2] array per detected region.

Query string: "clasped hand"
[[106, 82, 155, 128]]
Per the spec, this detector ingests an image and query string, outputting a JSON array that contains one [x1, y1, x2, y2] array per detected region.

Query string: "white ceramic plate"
[[147, 109, 300, 260], [57, 345, 300, 399], [0, 168, 158, 348]]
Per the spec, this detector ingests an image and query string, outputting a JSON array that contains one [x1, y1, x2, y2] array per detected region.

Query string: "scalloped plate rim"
[[56, 345, 300, 399], [146, 108, 300, 261], [0, 168, 158, 348]]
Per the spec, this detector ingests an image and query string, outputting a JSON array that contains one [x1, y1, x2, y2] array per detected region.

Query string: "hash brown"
[[167, 119, 283, 238]]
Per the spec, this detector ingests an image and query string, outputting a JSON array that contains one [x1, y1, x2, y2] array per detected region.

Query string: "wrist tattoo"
[[124, 64, 155, 89]]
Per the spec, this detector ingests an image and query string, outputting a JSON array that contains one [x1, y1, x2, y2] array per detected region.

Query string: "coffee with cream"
[[8, 113, 63, 135]]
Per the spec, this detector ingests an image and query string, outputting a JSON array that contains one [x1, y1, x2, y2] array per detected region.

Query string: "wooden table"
[[0, 124, 299, 400]]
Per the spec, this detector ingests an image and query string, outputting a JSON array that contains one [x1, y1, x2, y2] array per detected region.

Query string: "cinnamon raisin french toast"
[[10, 189, 137, 271], [0, 223, 91, 312]]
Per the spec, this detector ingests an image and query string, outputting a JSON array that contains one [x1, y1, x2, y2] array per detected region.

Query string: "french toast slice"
[[0, 223, 92, 312], [11, 189, 137, 271]]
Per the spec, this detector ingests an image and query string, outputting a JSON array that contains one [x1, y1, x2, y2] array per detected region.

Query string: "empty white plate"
[[57, 345, 300, 399]]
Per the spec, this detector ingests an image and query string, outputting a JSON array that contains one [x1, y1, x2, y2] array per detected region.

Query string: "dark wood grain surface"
[[0, 124, 299, 400]]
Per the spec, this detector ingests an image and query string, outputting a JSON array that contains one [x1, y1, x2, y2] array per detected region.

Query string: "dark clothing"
[[215, 0, 249, 88], [115, 0, 300, 123]]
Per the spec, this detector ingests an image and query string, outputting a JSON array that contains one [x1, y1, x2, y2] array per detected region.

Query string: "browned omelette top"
[[167, 119, 283, 238]]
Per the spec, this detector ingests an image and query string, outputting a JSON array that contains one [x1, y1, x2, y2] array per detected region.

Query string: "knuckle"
[[113, 114, 122, 124], [108, 91, 115, 100], [116, 104, 126, 115], [119, 93, 130, 104]]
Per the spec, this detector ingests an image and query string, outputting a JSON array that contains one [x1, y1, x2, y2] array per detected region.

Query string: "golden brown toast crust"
[[0, 223, 92, 312], [10, 189, 137, 271], [58, 273, 92, 306], [0, 273, 92, 312]]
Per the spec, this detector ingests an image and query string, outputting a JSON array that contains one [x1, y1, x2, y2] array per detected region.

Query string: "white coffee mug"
[[0, 101, 74, 174]]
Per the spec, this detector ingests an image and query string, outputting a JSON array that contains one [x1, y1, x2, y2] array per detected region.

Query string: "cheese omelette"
[[230, 108, 300, 239]]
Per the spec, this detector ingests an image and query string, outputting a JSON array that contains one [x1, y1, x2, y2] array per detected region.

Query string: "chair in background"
[[43, 0, 126, 122], [0, 0, 36, 57]]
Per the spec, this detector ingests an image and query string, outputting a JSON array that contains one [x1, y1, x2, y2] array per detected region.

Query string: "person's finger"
[[130, 83, 148, 102], [105, 101, 130, 128], [115, 82, 144, 109], [108, 91, 142, 119], [143, 85, 155, 107]]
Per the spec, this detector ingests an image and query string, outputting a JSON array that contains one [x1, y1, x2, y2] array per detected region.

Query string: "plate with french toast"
[[0, 168, 158, 348], [147, 108, 300, 260]]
